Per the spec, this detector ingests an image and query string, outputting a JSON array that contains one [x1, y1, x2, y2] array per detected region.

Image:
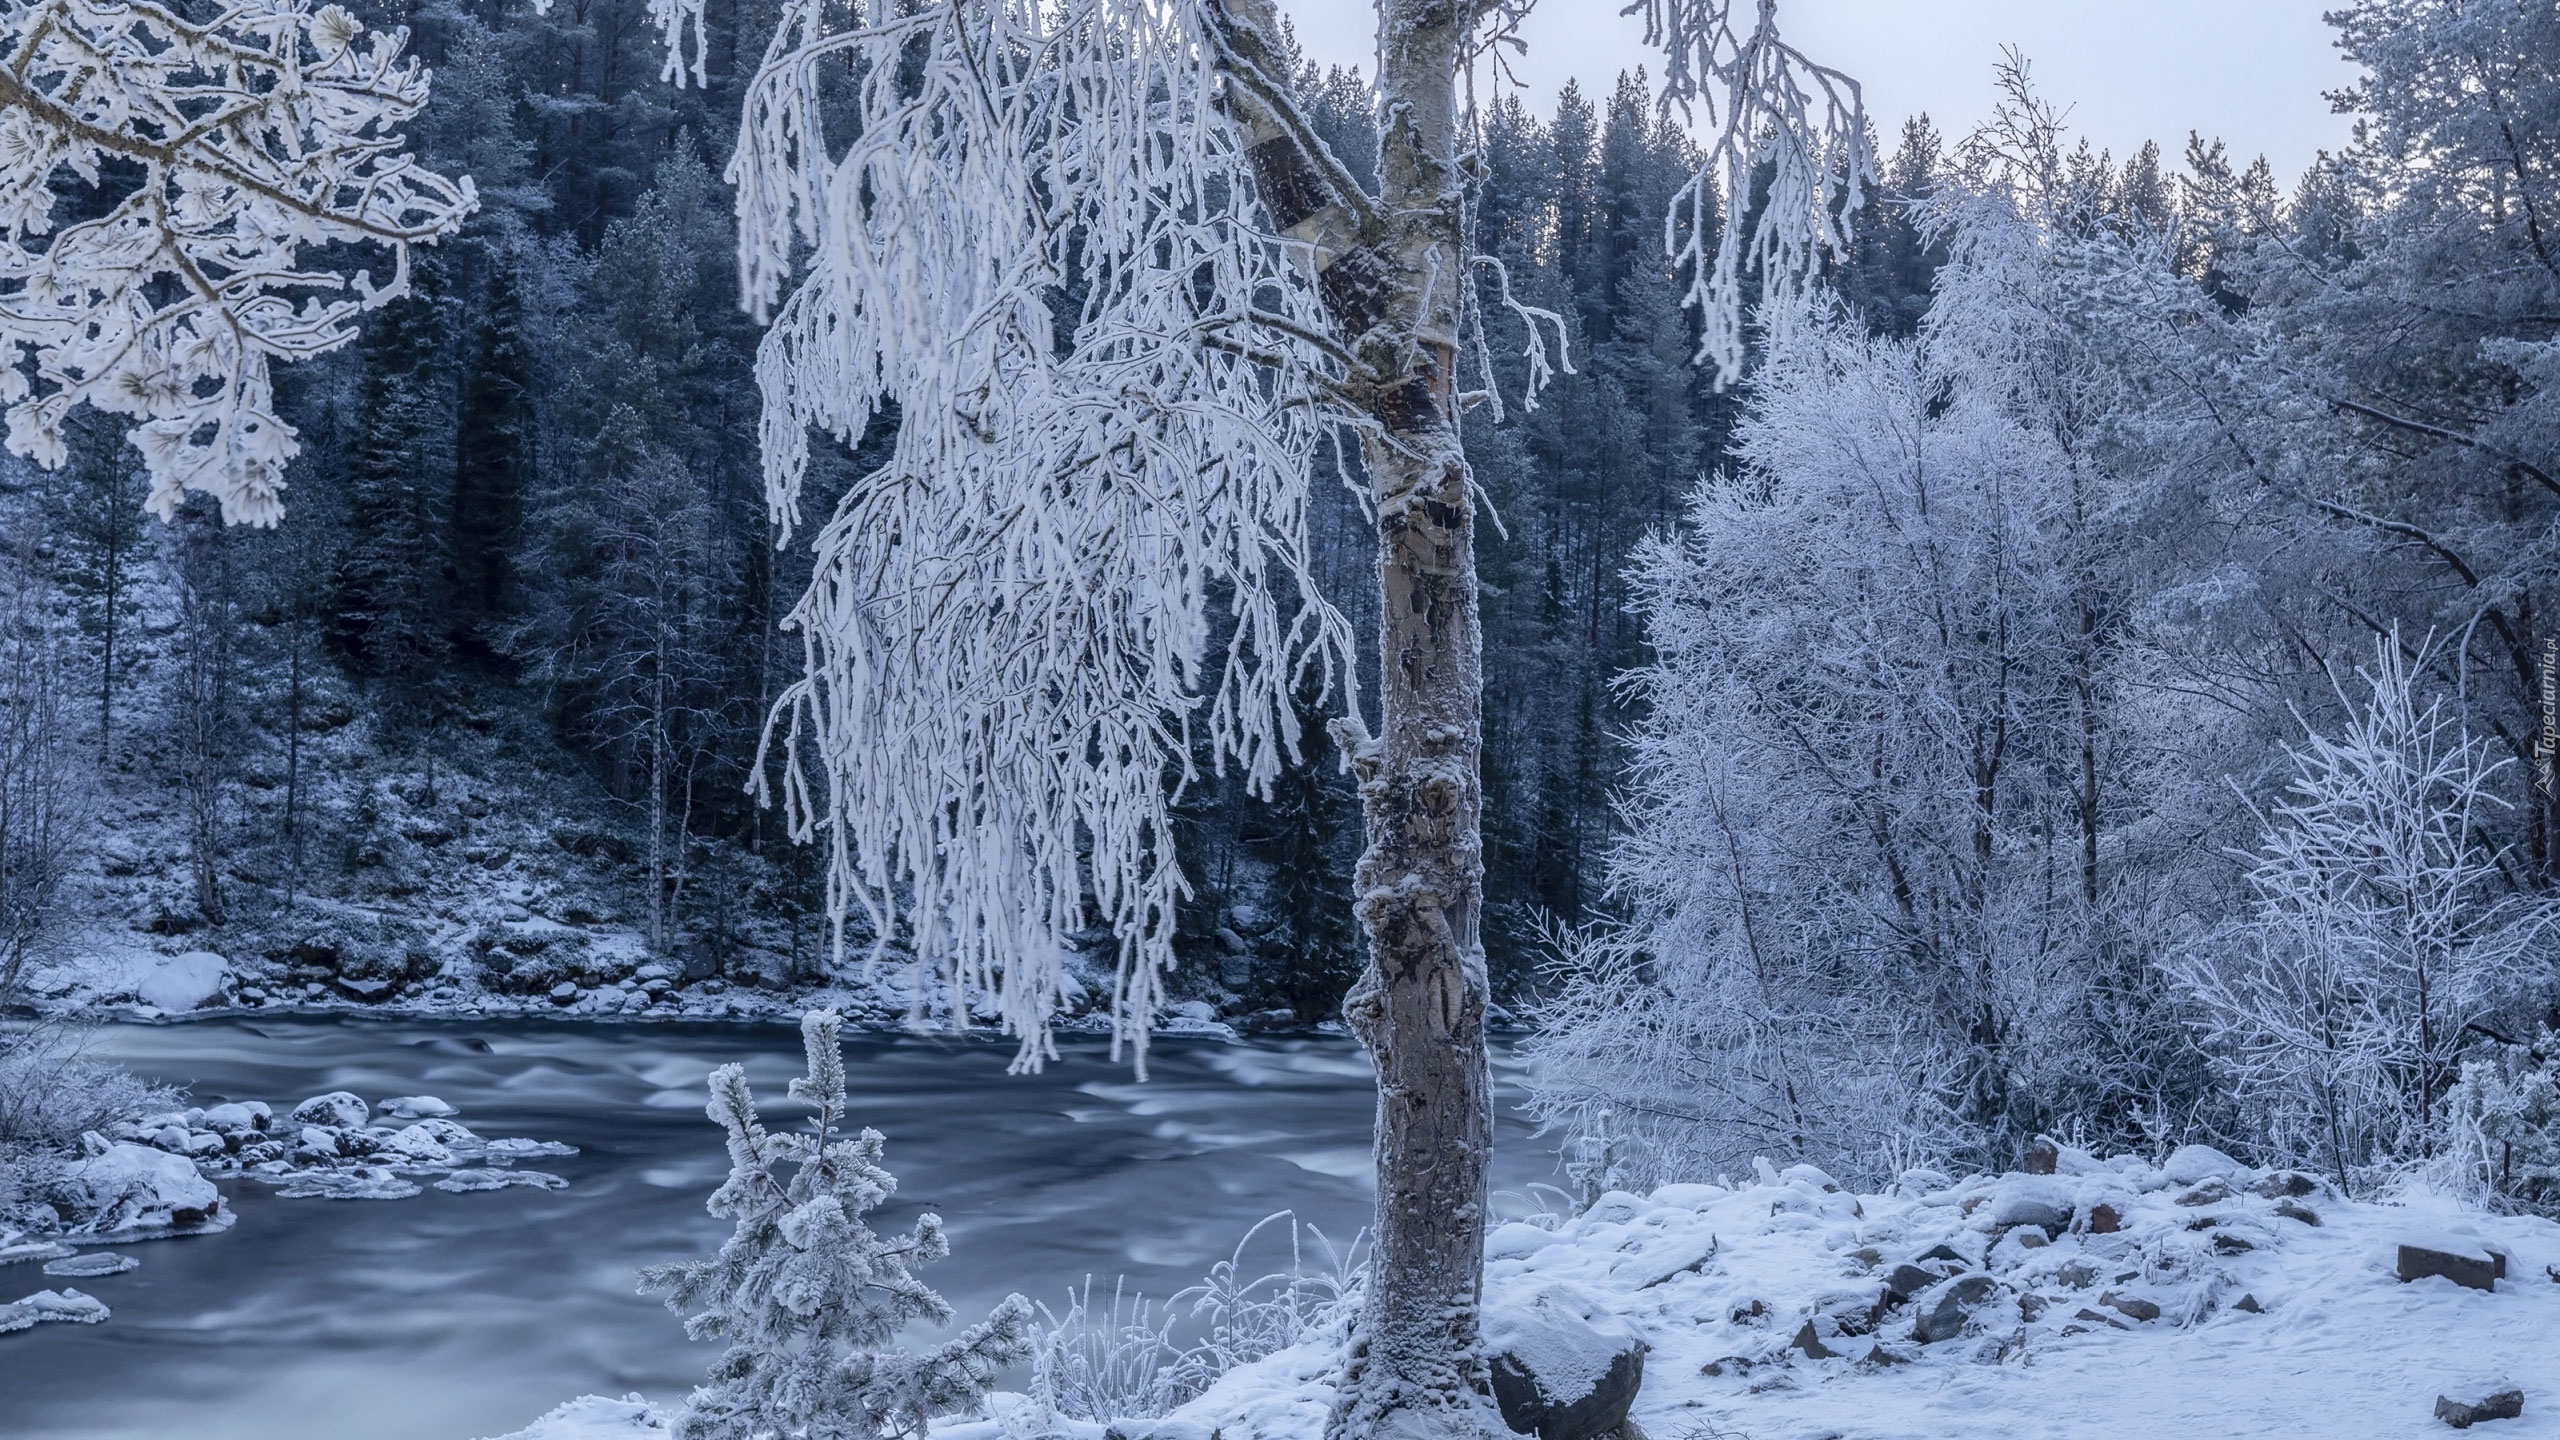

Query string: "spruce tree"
[[641, 1010, 1034, 1440]]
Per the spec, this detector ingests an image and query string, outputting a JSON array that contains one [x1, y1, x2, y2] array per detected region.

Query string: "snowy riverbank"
[[502, 1144, 2560, 1440]]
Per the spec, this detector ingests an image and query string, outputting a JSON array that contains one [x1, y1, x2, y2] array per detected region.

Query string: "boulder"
[[2023, 1136, 2059, 1175], [1484, 1284, 1647, 1440], [2273, 1199, 2321, 1226], [136, 952, 229, 1012], [291, 1092, 369, 1128], [200, 1101, 271, 1134], [2400, 1240, 2505, 1292], [335, 976, 394, 1002], [2251, 1169, 2322, 1199], [60, 1144, 222, 1235], [1983, 1175, 2074, 1231], [1883, 1263, 1940, 1303], [2436, 1382, 2524, 1429], [1913, 1275, 2005, 1344], [2174, 1176, 2236, 1206], [2098, 1291, 2160, 1322], [1787, 1319, 1840, 1360]]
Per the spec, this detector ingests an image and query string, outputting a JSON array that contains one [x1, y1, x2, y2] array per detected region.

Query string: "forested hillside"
[[1, 1, 1939, 1019]]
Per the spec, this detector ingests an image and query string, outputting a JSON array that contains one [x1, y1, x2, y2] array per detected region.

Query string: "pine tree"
[[641, 1010, 1034, 1440]]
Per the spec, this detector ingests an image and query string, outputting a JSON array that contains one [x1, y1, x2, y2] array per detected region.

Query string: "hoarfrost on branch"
[[0, 0, 475, 524], [719, 0, 1358, 1074], [1631, 0, 1873, 383]]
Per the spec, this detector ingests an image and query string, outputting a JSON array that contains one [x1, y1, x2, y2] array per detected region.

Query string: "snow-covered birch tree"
[[4, 0, 1865, 1430], [630, 0, 1867, 1433]]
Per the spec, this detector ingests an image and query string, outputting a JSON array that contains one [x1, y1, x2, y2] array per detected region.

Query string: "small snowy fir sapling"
[[642, 1010, 1033, 1440]]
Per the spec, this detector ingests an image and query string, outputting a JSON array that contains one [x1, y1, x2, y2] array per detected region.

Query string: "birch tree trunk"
[[1209, 3, 1499, 1434]]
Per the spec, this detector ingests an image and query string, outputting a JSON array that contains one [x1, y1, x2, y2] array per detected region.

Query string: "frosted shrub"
[[0, 1017, 179, 1232], [1028, 1211, 1363, 1424], [2165, 640, 2558, 1192], [642, 1010, 1033, 1440], [2447, 1037, 2560, 1214]]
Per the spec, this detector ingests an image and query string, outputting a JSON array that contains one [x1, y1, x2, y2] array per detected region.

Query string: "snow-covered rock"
[[42, 1252, 137, 1278], [134, 951, 229, 1011], [1484, 1282, 1647, 1440], [380, 1095, 457, 1119], [289, 1091, 369, 1128], [60, 1143, 224, 1236], [2159, 1143, 2252, 1187], [200, 1101, 271, 1134], [0, 1287, 110, 1333], [2435, 1379, 2525, 1429]]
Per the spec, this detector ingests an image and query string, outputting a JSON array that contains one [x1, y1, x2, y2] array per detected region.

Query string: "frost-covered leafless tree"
[[0, 0, 476, 521], [0, 554, 84, 1010], [2165, 639, 2558, 1193]]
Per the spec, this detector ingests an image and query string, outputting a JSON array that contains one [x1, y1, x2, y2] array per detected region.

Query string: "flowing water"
[[0, 1016, 1556, 1440]]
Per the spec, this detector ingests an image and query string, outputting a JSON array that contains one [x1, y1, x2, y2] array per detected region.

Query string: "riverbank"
[[0, 1015, 1543, 1440]]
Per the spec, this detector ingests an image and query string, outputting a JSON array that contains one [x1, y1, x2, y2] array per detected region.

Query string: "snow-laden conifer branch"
[[722, 0, 1357, 1074], [0, 0, 475, 524], [1631, 0, 1874, 384]]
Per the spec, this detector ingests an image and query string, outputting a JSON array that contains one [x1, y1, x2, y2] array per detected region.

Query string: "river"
[[0, 1016, 1559, 1440]]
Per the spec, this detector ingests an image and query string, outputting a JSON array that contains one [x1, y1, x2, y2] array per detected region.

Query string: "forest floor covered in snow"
[[501, 1144, 2560, 1440]]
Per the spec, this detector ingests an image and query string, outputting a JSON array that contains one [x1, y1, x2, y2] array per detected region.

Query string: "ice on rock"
[[0, 1238, 75, 1267], [482, 1137, 578, 1158], [42, 1251, 137, 1278], [433, 1169, 567, 1193], [273, 1166, 422, 1200], [0, 1288, 110, 1333], [381, 1096, 457, 1119], [290, 1092, 370, 1128]]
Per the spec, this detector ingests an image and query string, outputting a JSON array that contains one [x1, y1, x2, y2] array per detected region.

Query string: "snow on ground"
[[1149, 1148, 2560, 1440], [483, 1394, 668, 1439], [497, 1147, 2560, 1439]]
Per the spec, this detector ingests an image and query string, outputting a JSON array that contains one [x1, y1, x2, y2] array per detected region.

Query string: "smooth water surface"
[[0, 1017, 1554, 1440]]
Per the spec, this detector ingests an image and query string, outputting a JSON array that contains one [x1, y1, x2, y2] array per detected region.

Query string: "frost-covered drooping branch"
[[723, 0, 1356, 1073], [1632, 0, 1873, 384], [0, 0, 475, 524]]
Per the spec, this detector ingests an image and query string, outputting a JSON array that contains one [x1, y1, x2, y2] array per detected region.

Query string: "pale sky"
[[1287, 0, 2359, 184]]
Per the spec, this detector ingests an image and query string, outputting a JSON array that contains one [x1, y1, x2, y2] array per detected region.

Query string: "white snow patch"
[[135, 952, 229, 1011], [480, 1394, 668, 1439], [1148, 1158, 2560, 1440]]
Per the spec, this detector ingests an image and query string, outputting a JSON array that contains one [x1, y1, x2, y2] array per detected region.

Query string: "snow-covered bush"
[[2165, 641, 2558, 1192], [640, 1009, 1032, 1440], [2447, 1034, 2560, 1214], [0, 1017, 180, 1231]]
